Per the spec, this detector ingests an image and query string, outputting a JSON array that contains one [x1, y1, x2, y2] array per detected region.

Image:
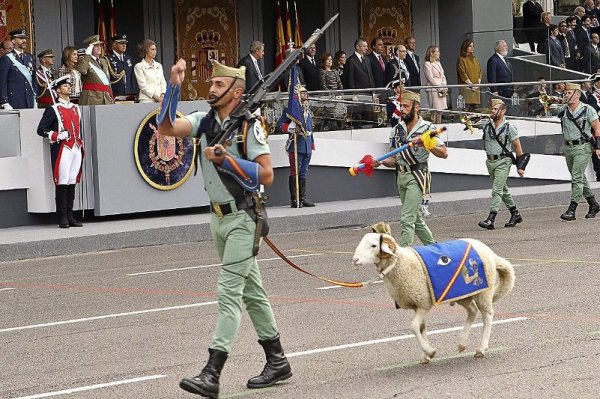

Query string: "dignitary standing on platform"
[[373, 90, 448, 247], [37, 76, 84, 229], [0, 28, 37, 109], [156, 59, 292, 398], [58, 46, 83, 102], [77, 35, 114, 105], [478, 99, 526, 230], [107, 34, 137, 99], [35, 49, 58, 108], [237, 40, 265, 93], [557, 83, 600, 220], [134, 39, 167, 103]]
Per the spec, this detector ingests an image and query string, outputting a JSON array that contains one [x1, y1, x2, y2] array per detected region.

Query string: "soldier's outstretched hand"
[[170, 59, 187, 86]]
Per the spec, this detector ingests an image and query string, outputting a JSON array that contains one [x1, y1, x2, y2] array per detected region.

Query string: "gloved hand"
[[2, 103, 13, 110], [57, 130, 69, 141], [85, 44, 94, 56]]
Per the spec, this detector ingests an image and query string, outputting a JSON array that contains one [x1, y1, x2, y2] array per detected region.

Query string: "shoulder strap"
[[565, 104, 592, 141], [492, 122, 517, 163]]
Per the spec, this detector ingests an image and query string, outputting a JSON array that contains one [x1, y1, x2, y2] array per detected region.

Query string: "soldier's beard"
[[402, 111, 415, 123]]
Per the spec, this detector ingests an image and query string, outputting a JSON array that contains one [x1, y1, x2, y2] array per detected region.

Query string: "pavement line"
[[292, 248, 353, 255], [12, 374, 167, 399], [286, 317, 528, 358], [317, 280, 383, 290], [127, 253, 324, 276], [0, 287, 16, 292], [0, 301, 217, 333], [506, 257, 600, 265]]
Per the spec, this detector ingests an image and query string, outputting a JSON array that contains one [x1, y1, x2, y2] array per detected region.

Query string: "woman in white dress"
[[134, 39, 167, 103], [423, 45, 448, 124]]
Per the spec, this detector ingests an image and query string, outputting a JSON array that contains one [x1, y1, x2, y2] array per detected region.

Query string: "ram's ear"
[[372, 221, 392, 235], [380, 234, 397, 257]]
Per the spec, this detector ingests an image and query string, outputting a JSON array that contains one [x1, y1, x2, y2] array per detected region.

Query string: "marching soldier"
[[77, 35, 114, 105], [35, 49, 58, 108], [106, 34, 137, 99], [478, 99, 526, 230], [156, 59, 292, 398], [374, 90, 448, 246], [0, 28, 37, 109], [36, 76, 84, 228], [557, 82, 600, 220]]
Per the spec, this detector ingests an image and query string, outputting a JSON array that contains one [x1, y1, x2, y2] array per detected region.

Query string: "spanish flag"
[[275, 1, 285, 68], [284, 0, 293, 46], [293, 1, 303, 48]]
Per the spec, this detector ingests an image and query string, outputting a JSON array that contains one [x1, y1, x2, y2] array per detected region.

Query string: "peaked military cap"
[[391, 80, 402, 89], [9, 28, 28, 39], [83, 35, 103, 46], [400, 90, 420, 103], [77, 48, 86, 56], [210, 60, 245, 81], [565, 82, 581, 91], [51, 75, 71, 90], [490, 99, 505, 107], [37, 49, 55, 59], [111, 34, 128, 43]]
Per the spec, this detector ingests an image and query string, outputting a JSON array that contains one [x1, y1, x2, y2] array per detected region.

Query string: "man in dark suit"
[[591, 32, 600, 73], [565, 17, 581, 70], [236, 41, 265, 93], [298, 43, 319, 91], [548, 25, 566, 68], [575, 15, 592, 73], [580, 80, 599, 110], [486, 40, 513, 98], [384, 44, 409, 85], [107, 34, 138, 99], [559, 20, 576, 70], [404, 37, 421, 87], [368, 37, 386, 88], [522, 0, 544, 52], [0, 28, 37, 109], [280, 48, 305, 92], [343, 38, 374, 89]]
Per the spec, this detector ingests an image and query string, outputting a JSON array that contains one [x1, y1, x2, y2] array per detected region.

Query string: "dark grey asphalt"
[[1, 205, 599, 399]]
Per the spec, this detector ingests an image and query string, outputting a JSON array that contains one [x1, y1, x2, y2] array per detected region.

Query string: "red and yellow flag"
[[109, 0, 117, 41], [97, 0, 106, 52], [275, 0, 285, 68], [284, 0, 293, 46], [293, 1, 303, 48]]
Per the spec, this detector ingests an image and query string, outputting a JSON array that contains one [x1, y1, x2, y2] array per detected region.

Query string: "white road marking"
[[0, 301, 217, 333], [0, 287, 16, 292], [12, 374, 167, 399], [127, 253, 324, 276], [287, 317, 528, 357], [316, 280, 383, 290]]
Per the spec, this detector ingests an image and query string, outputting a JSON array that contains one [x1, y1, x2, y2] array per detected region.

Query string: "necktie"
[[19, 53, 24, 63], [377, 55, 384, 70], [311, 58, 315, 66], [254, 60, 263, 80], [563, 36, 571, 58]]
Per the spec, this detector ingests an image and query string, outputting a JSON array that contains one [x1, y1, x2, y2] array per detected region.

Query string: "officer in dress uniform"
[[557, 82, 600, 220], [0, 28, 37, 109], [374, 90, 448, 246], [277, 86, 316, 208], [477, 99, 526, 230], [106, 34, 137, 99], [35, 49, 58, 108], [156, 59, 292, 398], [77, 35, 114, 105], [36, 76, 84, 228]]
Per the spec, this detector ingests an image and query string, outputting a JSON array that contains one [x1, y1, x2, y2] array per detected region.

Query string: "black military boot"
[[66, 184, 83, 227], [504, 206, 523, 227], [55, 185, 69, 228], [585, 196, 600, 219], [299, 178, 315, 207], [179, 349, 228, 398], [560, 201, 578, 221], [247, 335, 293, 389], [289, 176, 301, 208], [478, 212, 497, 230]]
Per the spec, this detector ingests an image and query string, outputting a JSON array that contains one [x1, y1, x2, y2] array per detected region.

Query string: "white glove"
[[85, 44, 94, 56], [57, 130, 69, 141], [2, 103, 13, 110]]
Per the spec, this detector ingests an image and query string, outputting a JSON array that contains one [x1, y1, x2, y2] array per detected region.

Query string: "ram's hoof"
[[474, 350, 485, 358]]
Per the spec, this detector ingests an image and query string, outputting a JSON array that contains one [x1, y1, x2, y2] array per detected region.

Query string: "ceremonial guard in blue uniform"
[[0, 28, 37, 109], [37, 76, 84, 228], [277, 85, 316, 208], [106, 34, 137, 99]]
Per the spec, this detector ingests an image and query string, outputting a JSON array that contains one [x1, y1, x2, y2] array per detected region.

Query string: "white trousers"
[[57, 145, 82, 185]]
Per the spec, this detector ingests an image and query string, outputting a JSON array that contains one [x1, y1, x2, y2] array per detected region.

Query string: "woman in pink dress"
[[423, 45, 448, 124]]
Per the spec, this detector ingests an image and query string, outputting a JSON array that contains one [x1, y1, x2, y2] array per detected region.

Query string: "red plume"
[[359, 155, 375, 176]]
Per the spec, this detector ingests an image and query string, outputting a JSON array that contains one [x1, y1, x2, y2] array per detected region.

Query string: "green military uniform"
[[390, 116, 443, 246], [77, 35, 114, 105], [558, 102, 597, 203], [184, 111, 278, 353], [482, 118, 518, 212]]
